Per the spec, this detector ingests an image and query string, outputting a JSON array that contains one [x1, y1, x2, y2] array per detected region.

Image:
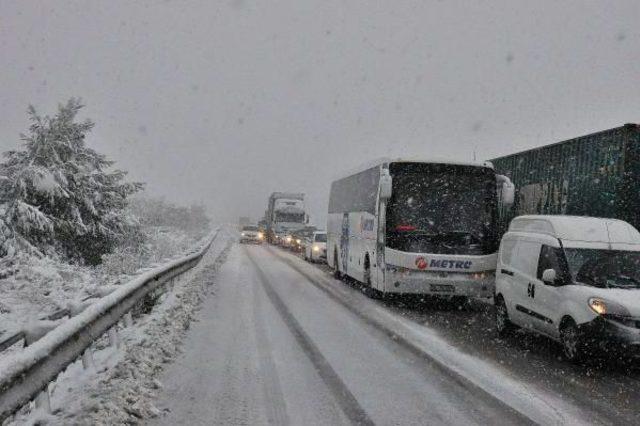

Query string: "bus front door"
[[340, 213, 349, 274]]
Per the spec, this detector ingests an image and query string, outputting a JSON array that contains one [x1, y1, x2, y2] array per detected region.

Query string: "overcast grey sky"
[[1, 1, 639, 224]]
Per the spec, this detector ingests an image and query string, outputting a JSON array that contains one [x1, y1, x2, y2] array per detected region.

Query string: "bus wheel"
[[333, 250, 341, 279], [363, 255, 371, 287], [451, 296, 468, 310], [363, 256, 384, 299]]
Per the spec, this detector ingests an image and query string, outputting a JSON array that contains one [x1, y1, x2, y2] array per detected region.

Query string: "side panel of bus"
[[327, 165, 381, 284]]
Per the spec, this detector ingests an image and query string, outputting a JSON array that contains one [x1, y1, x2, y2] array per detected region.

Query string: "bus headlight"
[[313, 245, 320, 252]]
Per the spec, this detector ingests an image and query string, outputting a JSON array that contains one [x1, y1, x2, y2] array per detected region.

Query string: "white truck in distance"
[[495, 215, 640, 361], [266, 192, 308, 244]]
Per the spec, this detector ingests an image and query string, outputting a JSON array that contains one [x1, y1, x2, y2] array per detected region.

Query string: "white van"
[[495, 215, 640, 361]]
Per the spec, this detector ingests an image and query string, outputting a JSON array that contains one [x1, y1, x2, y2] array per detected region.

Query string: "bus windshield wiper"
[[438, 230, 481, 243], [392, 228, 438, 236]]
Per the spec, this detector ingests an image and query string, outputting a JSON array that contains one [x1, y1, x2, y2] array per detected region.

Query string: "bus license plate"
[[430, 284, 454, 293]]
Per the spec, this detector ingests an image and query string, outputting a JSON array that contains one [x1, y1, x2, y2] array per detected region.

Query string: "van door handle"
[[501, 269, 514, 276], [527, 283, 536, 298]]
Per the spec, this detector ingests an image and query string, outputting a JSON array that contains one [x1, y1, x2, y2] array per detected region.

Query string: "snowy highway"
[[150, 242, 639, 426]]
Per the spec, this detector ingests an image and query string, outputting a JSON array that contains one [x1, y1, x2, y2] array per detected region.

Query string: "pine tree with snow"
[[0, 98, 144, 264]]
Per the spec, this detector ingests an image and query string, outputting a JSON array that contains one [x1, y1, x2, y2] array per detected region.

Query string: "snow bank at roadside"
[[0, 226, 206, 343], [4, 229, 232, 425]]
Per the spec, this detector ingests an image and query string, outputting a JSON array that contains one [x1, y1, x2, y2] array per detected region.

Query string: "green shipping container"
[[491, 123, 640, 232]]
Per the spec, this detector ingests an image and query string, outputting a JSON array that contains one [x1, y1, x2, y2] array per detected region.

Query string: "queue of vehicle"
[[250, 128, 640, 363]]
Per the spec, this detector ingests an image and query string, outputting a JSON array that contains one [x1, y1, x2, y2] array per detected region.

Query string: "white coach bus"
[[327, 158, 514, 299]]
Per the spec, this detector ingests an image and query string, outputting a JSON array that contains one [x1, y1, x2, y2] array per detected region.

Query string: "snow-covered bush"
[[0, 99, 143, 264], [128, 197, 210, 238], [99, 198, 210, 277]]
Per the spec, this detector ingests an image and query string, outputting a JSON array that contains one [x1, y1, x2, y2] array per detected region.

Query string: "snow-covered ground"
[[3, 227, 233, 425], [0, 226, 206, 342], [4, 233, 637, 425]]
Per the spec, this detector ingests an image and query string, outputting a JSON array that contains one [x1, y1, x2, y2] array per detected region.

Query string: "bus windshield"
[[386, 162, 498, 255]]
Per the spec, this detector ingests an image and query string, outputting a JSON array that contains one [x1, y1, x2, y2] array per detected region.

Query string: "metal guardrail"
[[0, 332, 24, 354], [0, 230, 219, 421]]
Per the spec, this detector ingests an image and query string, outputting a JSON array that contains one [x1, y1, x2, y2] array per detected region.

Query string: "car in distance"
[[240, 225, 264, 244], [289, 229, 307, 252], [280, 232, 295, 249], [305, 231, 327, 262], [495, 215, 640, 361], [291, 226, 317, 252]]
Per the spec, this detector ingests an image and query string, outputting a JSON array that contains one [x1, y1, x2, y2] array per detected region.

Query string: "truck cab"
[[495, 215, 640, 361]]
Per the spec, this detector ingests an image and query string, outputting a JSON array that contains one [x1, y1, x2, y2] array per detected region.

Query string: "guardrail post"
[[34, 385, 51, 414], [123, 311, 133, 327], [108, 327, 120, 348], [81, 348, 95, 370]]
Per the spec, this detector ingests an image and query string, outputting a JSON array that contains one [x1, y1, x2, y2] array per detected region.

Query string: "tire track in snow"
[[267, 246, 538, 426], [250, 265, 290, 426], [245, 247, 375, 426]]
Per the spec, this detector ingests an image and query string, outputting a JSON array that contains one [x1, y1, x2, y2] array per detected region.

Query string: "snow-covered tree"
[[0, 98, 144, 264]]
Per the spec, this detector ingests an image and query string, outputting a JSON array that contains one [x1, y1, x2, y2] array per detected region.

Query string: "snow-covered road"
[[151, 243, 614, 425]]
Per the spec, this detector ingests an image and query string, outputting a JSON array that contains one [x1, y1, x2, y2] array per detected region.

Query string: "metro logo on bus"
[[415, 257, 428, 269], [430, 259, 473, 269], [415, 257, 473, 270]]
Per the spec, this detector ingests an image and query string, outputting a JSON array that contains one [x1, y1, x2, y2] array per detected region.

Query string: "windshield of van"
[[242, 226, 259, 232], [564, 248, 640, 289]]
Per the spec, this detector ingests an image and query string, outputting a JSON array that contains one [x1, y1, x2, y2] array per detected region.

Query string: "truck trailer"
[[266, 192, 307, 244], [491, 123, 640, 231]]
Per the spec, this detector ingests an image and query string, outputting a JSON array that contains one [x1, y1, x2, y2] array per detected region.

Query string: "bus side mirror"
[[497, 174, 515, 207], [380, 171, 392, 200]]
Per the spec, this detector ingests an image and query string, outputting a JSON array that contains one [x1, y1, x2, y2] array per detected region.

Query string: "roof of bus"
[[331, 157, 494, 182]]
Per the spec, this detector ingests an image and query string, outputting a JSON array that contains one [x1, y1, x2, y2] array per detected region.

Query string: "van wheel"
[[495, 296, 516, 337], [560, 319, 584, 362]]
